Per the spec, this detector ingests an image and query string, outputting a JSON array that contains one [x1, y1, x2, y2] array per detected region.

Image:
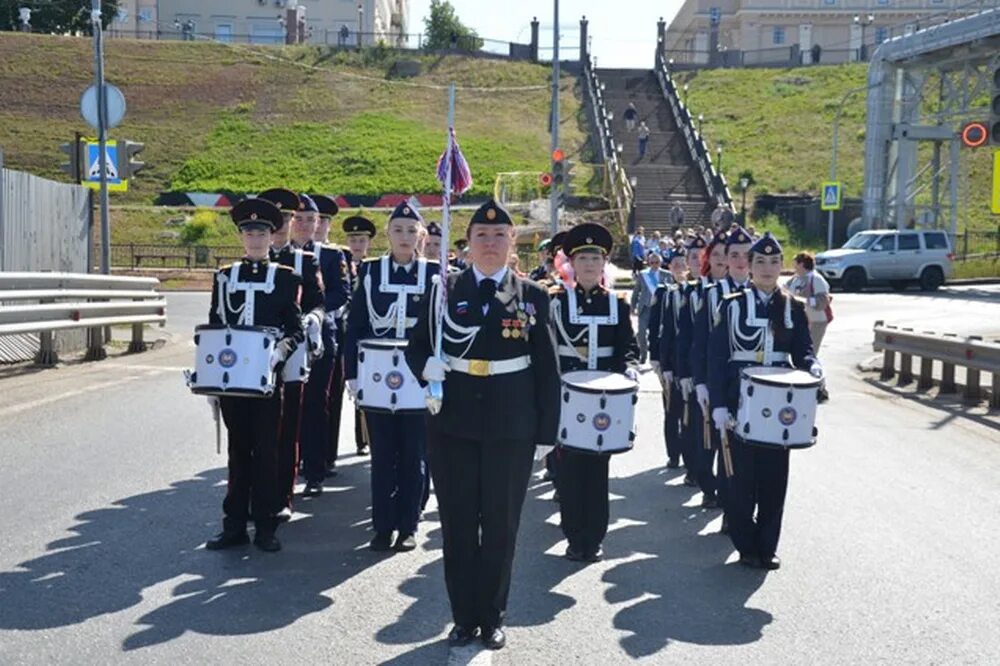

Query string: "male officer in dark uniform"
[[335, 215, 377, 458], [205, 198, 303, 553], [406, 199, 560, 651], [259, 188, 325, 518], [293, 194, 350, 497], [529, 238, 551, 282], [550, 223, 639, 562], [450, 238, 468, 270]]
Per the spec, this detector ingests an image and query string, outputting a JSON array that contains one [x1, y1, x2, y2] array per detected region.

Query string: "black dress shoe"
[[817, 387, 830, 403], [738, 553, 760, 568], [324, 466, 338, 479], [302, 481, 323, 497], [719, 516, 730, 535], [481, 626, 506, 650], [585, 546, 604, 563], [761, 555, 781, 570], [205, 530, 249, 550], [666, 457, 681, 469], [565, 545, 586, 562], [542, 471, 556, 482], [253, 532, 282, 552], [393, 533, 416, 552], [369, 531, 393, 551], [552, 490, 560, 503], [701, 495, 720, 509], [447, 625, 479, 647], [683, 475, 698, 487], [356, 445, 369, 456], [275, 507, 293, 523]]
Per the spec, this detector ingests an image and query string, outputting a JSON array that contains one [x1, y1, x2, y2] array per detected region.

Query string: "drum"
[[357, 338, 426, 414], [281, 341, 310, 383], [558, 370, 638, 454], [736, 366, 821, 449], [187, 324, 277, 397]]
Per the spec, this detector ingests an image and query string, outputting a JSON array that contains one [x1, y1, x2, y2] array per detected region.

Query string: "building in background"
[[664, 0, 981, 66], [111, 1, 408, 47]]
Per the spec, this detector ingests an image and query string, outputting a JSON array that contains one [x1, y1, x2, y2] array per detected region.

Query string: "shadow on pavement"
[[862, 377, 1000, 432], [0, 463, 380, 652]]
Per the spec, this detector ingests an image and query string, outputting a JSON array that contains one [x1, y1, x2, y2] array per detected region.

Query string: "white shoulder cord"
[[429, 277, 480, 358], [222, 263, 277, 326]]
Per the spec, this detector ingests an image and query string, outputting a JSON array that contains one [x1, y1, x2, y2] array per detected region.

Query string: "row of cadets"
[[533, 230, 567, 487], [404, 199, 560, 651], [707, 233, 824, 570], [345, 201, 434, 553], [205, 199, 304, 553], [689, 226, 754, 531], [336, 214, 378, 460], [257, 188, 327, 521], [549, 223, 639, 563], [291, 194, 351, 498]]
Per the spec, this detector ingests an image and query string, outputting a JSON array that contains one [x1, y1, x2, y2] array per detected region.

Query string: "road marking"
[[0, 373, 156, 418]]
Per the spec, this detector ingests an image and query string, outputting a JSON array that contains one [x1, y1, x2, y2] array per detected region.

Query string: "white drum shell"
[[281, 342, 311, 383], [189, 325, 276, 397], [558, 370, 638, 455], [357, 338, 426, 414], [736, 367, 820, 448]]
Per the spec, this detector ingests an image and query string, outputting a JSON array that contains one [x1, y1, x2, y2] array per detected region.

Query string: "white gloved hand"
[[346, 379, 358, 399], [270, 338, 295, 372], [624, 367, 639, 382], [662, 370, 674, 385], [422, 356, 450, 383], [650, 360, 660, 373], [303, 314, 323, 358], [712, 407, 731, 432], [695, 384, 710, 414], [679, 377, 693, 398], [809, 362, 824, 379]]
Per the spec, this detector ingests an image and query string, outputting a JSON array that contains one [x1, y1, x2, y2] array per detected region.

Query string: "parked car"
[[815, 229, 954, 292]]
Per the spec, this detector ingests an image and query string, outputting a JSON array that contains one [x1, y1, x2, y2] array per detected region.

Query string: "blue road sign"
[[821, 181, 842, 211], [84, 140, 126, 191], [709, 7, 721, 25]]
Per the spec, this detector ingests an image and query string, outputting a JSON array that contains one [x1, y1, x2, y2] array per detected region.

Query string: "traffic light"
[[59, 139, 83, 182], [551, 148, 565, 190], [991, 63, 1000, 144], [119, 140, 146, 178]]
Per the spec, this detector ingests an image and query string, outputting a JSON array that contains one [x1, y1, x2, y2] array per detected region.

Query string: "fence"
[[581, 61, 633, 238], [873, 321, 1000, 408], [106, 244, 244, 270], [955, 227, 1000, 260]]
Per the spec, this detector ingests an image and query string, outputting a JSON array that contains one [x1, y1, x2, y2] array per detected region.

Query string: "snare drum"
[[558, 370, 638, 454], [281, 342, 310, 383], [736, 366, 821, 449], [357, 338, 426, 414], [187, 324, 277, 397]]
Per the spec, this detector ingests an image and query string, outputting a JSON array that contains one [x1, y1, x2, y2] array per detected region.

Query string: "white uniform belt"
[[445, 354, 531, 377], [732, 350, 791, 365], [558, 345, 614, 358]]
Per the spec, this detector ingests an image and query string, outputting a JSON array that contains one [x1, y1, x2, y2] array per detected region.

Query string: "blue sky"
[[408, 0, 686, 68]]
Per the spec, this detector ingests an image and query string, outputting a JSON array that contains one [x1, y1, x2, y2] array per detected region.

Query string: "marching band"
[[188, 195, 825, 649]]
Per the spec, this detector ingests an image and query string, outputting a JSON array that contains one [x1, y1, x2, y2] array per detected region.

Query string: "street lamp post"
[[716, 143, 723, 173], [357, 3, 364, 48], [854, 13, 874, 62], [697, 113, 704, 135], [739, 176, 749, 219], [682, 82, 689, 106]]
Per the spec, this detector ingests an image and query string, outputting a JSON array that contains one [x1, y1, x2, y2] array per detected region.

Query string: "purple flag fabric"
[[436, 128, 473, 196]]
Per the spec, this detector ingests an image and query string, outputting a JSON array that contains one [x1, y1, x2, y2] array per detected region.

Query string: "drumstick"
[[702, 409, 712, 451], [682, 398, 689, 428], [359, 409, 371, 447], [212, 398, 222, 455], [720, 427, 734, 478]]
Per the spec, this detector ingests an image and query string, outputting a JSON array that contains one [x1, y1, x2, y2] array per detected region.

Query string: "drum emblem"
[[218, 349, 238, 368], [778, 406, 797, 426], [385, 371, 405, 390], [592, 412, 612, 431]]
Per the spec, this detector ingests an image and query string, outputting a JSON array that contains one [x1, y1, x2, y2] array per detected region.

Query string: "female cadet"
[[655, 247, 694, 473], [690, 227, 754, 526], [707, 233, 823, 570], [405, 199, 560, 651], [550, 223, 639, 563], [345, 202, 434, 553]]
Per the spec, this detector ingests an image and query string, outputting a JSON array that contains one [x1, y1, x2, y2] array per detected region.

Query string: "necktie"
[[395, 265, 408, 280], [479, 278, 497, 312]]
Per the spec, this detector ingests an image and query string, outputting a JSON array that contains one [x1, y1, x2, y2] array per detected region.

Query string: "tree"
[[422, 0, 483, 51], [1, 1, 121, 34]]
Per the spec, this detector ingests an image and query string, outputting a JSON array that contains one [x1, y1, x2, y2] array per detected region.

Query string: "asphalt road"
[[1, 286, 998, 665]]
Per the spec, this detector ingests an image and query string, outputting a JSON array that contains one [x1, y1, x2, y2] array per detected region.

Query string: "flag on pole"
[[436, 128, 473, 196]]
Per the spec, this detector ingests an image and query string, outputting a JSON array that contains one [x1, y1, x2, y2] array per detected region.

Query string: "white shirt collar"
[[472, 265, 508, 284], [391, 258, 415, 273]]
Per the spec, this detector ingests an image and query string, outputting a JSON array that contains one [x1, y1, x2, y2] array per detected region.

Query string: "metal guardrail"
[[872, 321, 1000, 408], [582, 59, 633, 236], [0, 273, 167, 365], [653, 49, 733, 211]]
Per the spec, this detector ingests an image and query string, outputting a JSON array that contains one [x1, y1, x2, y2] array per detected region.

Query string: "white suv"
[[815, 229, 954, 292]]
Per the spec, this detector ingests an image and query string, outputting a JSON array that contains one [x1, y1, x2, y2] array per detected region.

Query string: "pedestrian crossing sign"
[[821, 181, 841, 211], [83, 139, 128, 192]]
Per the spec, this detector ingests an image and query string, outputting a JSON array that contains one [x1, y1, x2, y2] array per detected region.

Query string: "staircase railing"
[[582, 57, 634, 235], [654, 49, 734, 212]]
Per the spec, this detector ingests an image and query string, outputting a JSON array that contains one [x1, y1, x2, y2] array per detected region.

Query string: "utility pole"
[[549, 0, 560, 235], [92, 0, 111, 275]]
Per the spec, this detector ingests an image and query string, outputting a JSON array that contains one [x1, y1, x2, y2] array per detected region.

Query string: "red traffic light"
[[961, 122, 988, 148], [540, 172, 553, 187], [551, 148, 565, 162]]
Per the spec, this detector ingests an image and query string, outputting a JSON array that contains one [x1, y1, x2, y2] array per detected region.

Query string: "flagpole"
[[428, 84, 456, 411]]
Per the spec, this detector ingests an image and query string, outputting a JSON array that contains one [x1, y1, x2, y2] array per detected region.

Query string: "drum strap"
[[293, 249, 304, 277], [220, 263, 278, 326], [564, 289, 617, 370]]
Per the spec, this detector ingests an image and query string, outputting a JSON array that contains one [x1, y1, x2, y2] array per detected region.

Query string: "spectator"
[[624, 102, 638, 131], [630, 227, 647, 275], [669, 202, 685, 229], [646, 230, 662, 253], [507, 253, 526, 278], [811, 43, 822, 64], [786, 251, 832, 353], [630, 251, 670, 364], [658, 238, 671, 254], [637, 122, 650, 159]]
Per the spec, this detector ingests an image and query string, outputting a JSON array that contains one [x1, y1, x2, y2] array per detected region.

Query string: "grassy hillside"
[[678, 64, 996, 233], [0, 34, 591, 202]]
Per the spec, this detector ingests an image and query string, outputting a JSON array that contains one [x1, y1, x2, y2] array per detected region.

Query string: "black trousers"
[[684, 408, 717, 499], [278, 381, 303, 508], [428, 431, 535, 630], [366, 412, 426, 535], [301, 325, 335, 484], [727, 437, 790, 560], [664, 386, 685, 463], [219, 393, 282, 534], [710, 427, 730, 511], [557, 448, 610, 553]]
